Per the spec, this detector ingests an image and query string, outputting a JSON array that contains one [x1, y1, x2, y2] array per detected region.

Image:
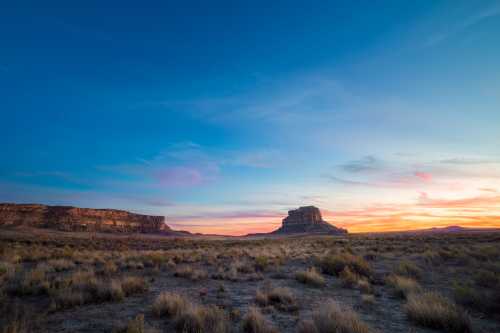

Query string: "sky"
[[1, 1, 500, 235]]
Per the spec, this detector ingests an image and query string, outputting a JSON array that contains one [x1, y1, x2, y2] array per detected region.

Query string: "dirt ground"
[[1, 227, 499, 333]]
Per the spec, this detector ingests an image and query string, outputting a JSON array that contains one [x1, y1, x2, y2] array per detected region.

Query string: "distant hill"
[[386, 225, 500, 235]]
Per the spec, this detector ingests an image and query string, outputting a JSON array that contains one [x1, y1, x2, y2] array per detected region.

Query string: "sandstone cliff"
[[272, 206, 347, 235], [0, 203, 170, 233]]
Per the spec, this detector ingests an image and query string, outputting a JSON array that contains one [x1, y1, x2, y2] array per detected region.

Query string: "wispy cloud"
[[424, 3, 500, 47], [414, 171, 433, 182], [338, 155, 379, 173], [439, 157, 500, 165]]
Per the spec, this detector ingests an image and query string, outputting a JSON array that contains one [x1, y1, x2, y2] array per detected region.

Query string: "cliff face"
[[0, 203, 169, 233], [272, 206, 347, 235]]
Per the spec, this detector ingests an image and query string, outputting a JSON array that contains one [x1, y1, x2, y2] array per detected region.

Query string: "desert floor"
[[1, 227, 499, 333]]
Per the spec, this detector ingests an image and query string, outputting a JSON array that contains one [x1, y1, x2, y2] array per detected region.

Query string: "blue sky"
[[1, 1, 500, 234]]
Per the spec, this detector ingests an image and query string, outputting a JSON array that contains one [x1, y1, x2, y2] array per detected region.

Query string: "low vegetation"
[[299, 300, 374, 333], [1, 228, 499, 332], [405, 292, 473, 333], [295, 267, 325, 287]]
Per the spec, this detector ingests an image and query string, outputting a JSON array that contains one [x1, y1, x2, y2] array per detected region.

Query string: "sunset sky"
[[1, 1, 500, 235]]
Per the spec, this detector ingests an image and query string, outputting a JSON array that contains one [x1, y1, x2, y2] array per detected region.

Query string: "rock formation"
[[272, 206, 347, 235], [0, 203, 170, 233]]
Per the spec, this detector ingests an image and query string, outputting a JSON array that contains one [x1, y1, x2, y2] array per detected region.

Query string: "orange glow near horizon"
[[169, 193, 500, 236]]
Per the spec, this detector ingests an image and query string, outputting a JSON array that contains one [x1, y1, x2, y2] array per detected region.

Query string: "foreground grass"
[[299, 300, 374, 333], [405, 292, 473, 333]]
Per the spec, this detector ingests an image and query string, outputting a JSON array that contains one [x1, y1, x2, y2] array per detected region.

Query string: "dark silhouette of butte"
[[272, 205, 347, 235]]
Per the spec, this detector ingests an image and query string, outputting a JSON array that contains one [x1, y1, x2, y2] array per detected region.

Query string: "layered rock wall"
[[0, 203, 168, 233], [274, 206, 347, 235]]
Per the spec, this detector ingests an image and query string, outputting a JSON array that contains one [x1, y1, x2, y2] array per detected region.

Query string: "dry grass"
[[386, 275, 421, 299], [299, 300, 374, 333], [339, 267, 360, 288], [152, 292, 189, 317], [121, 276, 148, 296], [241, 306, 277, 333], [394, 260, 421, 279], [152, 292, 228, 333], [405, 292, 473, 333], [319, 253, 372, 278], [255, 286, 297, 312], [174, 265, 208, 281], [295, 267, 325, 287], [47, 259, 75, 272], [175, 304, 229, 333]]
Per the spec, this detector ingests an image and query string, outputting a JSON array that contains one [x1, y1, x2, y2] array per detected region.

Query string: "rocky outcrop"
[[272, 206, 347, 235], [0, 203, 170, 233]]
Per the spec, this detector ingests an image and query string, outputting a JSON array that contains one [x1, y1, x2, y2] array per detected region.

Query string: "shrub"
[[254, 256, 270, 272], [361, 294, 376, 307], [241, 306, 277, 333], [175, 304, 229, 333], [357, 279, 372, 294], [405, 292, 473, 333], [121, 276, 148, 296], [255, 287, 297, 312], [47, 259, 75, 272], [152, 292, 228, 333], [152, 292, 189, 318], [53, 289, 87, 309], [386, 275, 422, 299], [394, 260, 422, 279], [103, 260, 119, 276], [422, 250, 441, 265], [71, 270, 98, 293], [339, 267, 360, 288], [319, 253, 372, 278], [97, 279, 125, 301], [295, 268, 325, 287], [299, 300, 373, 333], [174, 266, 208, 281]]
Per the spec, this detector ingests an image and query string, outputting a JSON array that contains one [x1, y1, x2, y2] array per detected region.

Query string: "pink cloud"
[[154, 167, 205, 187], [414, 171, 432, 182]]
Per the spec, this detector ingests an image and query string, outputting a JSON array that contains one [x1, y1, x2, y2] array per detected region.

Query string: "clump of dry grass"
[[339, 267, 360, 288], [53, 289, 87, 309], [121, 276, 148, 296], [241, 306, 277, 333], [47, 259, 75, 272], [102, 260, 119, 276], [361, 294, 376, 307], [98, 279, 125, 301], [254, 256, 270, 272], [175, 304, 229, 333], [174, 265, 208, 281], [152, 292, 229, 333], [319, 253, 372, 278], [405, 292, 473, 333], [422, 250, 442, 265], [295, 267, 325, 287], [394, 260, 421, 279], [386, 275, 422, 299], [152, 292, 189, 317], [298, 300, 374, 333], [255, 286, 297, 312]]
